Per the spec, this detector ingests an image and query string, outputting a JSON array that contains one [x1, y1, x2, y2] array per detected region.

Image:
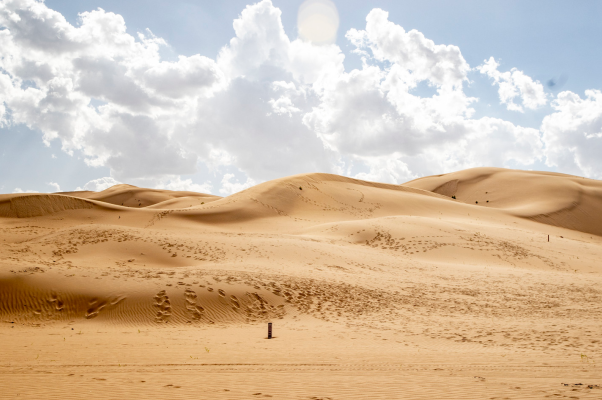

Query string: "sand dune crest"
[[63, 184, 220, 208], [0, 194, 95, 218]]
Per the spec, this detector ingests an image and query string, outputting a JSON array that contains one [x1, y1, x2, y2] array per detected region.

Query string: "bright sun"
[[297, 0, 339, 45]]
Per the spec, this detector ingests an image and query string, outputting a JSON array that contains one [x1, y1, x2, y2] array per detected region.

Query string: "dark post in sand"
[[268, 322, 272, 339]]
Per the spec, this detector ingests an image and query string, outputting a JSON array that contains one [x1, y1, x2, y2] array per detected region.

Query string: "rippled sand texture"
[[1, 168, 602, 399]]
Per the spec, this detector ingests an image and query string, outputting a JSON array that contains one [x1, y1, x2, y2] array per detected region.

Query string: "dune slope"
[[404, 167, 602, 235]]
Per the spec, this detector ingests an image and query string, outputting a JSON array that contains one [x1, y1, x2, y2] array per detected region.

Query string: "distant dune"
[[404, 167, 602, 235], [59, 184, 221, 208], [0, 193, 98, 218]]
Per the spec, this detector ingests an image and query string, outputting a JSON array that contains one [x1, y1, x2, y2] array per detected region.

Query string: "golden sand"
[[1, 168, 601, 399]]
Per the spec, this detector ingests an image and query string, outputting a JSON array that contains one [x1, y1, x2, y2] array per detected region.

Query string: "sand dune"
[[2, 169, 601, 324], [404, 167, 602, 235], [1, 168, 602, 399], [61, 184, 220, 208], [151, 172, 488, 230], [0, 194, 96, 218]]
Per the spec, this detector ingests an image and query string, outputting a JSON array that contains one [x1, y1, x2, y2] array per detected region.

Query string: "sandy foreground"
[[1, 167, 601, 399]]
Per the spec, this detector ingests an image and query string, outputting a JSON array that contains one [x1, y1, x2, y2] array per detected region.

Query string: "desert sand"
[[1, 167, 601, 399]]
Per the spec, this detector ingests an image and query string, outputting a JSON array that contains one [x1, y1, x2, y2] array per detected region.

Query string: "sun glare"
[[297, 0, 339, 45]]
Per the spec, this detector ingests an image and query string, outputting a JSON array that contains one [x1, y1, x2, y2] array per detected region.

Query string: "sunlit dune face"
[[297, 0, 340, 45]]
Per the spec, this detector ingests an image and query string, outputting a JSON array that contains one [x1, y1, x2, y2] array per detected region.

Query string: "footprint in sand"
[[47, 292, 64, 312], [230, 295, 240, 311], [153, 290, 172, 323], [216, 288, 233, 307], [243, 292, 284, 320], [184, 288, 204, 321], [85, 298, 107, 319], [85, 296, 126, 319]]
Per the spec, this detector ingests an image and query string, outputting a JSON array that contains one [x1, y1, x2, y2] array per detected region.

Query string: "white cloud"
[[478, 57, 547, 112], [0, 0, 596, 191], [346, 9, 469, 89], [304, 11, 542, 178], [153, 176, 213, 194], [140, 55, 224, 99], [47, 181, 61, 192], [542, 90, 602, 178], [0, 0, 339, 188], [216, 0, 290, 81], [13, 188, 37, 193], [219, 173, 256, 195], [268, 95, 301, 116], [0, 1, 211, 182], [352, 155, 414, 184]]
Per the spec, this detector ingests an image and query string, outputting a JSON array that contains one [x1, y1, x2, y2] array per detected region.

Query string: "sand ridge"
[[60, 184, 221, 208]]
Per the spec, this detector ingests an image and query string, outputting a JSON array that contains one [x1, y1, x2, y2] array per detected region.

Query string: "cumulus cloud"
[[304, 9, 543, 181], [153, 176, 213, 194], [0, 0, 210, 181], [0, 0, 341, 191], [47, 182, 61, 192], [0, 0, 595, 193], [140, 55, 224, 99], [478, 57, 547, 112], [346, 9, 469, 89], [542, 90, 602, 178], [13, 188, 38, 193], [219, 173, 256, 195]]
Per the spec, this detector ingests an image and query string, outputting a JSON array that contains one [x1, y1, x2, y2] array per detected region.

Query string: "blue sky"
[[1, 0, 601, 194]]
